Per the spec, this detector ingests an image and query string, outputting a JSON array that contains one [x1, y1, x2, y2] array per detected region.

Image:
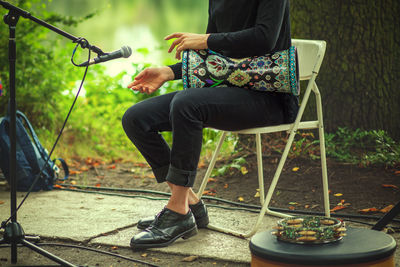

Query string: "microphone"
[[79, 46, 132, 66]]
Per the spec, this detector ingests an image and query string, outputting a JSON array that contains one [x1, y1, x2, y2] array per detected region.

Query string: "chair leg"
[[319, 127, 330, 217], [209, 131, 296, 238], [203, 130, 296, 238], [197, 131, 227, 198], [314, 83, 330, 217], [256, 133, 265, 206]]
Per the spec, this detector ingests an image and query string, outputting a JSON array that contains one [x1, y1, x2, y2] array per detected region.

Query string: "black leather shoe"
[[137, 200, 209, 229], [130, 208, 198, 249]]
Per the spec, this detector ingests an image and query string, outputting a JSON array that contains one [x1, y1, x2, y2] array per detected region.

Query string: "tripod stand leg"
[[372, 200, 400, 231], [3, 222, 77, 267], [21, 239, 76, 267]]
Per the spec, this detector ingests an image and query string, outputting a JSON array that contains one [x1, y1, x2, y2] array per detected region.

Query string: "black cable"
[[1, 41, 91, 230], [55, 184, 400, 229], [0, 242, 161, 267]]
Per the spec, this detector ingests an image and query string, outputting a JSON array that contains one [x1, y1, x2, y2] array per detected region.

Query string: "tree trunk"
[[290, 0, 400, 140]]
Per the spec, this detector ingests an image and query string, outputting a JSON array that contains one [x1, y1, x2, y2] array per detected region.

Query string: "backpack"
[[0, 110, 69, 191]]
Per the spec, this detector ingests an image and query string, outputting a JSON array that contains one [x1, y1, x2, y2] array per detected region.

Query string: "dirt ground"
[[1, 153, 400, 266], [62, 154, 400, 217]]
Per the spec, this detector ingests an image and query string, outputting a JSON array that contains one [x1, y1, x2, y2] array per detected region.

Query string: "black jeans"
[[122, 87, 285, 187]]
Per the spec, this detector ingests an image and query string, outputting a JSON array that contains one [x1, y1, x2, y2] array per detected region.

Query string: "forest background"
[[0, 0, 399, 169]]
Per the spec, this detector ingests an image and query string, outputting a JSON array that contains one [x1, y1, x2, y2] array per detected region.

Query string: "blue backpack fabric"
[[0, 111, 68, 191]]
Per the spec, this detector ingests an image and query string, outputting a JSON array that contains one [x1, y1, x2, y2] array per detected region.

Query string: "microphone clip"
[[89, 45, 106, 56]]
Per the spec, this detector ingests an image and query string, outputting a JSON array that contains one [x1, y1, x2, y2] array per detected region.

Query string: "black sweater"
[[169, 0, 298, 123]]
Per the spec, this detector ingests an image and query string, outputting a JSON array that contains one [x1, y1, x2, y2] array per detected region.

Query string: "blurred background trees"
[[0, 0, 399, 165]]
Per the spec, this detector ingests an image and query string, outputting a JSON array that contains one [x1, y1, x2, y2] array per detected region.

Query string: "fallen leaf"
[[238, 196, 244, 202], [69, 170, 82, 175], [359, 207, 379, 213], [111, 246, 118, 250], [288, 202, 299, 205], [334, 193, 343, 197], [70, 181, 77, 185], [304, 204, 310, 209], [394, 170, 400, 175], [79, 167, 89, 172], [292, 167, 300, 172], [151, 257, 161, 262], [182, 255, 199, 262], [241, 166, 248, 175], [95, 183, 101, 187], [134, 162, 148, 168], [330, 206, 347, 212], [380, 205, 394, 213], [107, 164, 116, 169], [53, 184, 64, 189], [0, 201, 5, 205], [382, 184, 399, 190], [112, 158, 124, 163], [202, 190, 216, 196], [223, 183, 229, 189], [208, 178, 217, 182], [289, 206, 295, 210], [197, 161, 206, 169], [254, 191, 260, 198], [141, 253, 148, 258]]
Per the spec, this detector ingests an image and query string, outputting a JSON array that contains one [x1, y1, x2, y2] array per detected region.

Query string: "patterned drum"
[[182, 46, 299, 96]]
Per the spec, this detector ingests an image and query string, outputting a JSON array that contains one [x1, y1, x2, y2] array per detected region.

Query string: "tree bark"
[[290, 0, 400, 140]]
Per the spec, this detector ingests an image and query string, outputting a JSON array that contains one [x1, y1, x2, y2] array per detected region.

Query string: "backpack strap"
[[54, 158, 69, 180], [16, 111, 47, 160], [13, 115, 41, 175]]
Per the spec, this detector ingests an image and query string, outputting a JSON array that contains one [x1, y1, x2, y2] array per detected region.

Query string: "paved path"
[[0, 190, 399, 265]]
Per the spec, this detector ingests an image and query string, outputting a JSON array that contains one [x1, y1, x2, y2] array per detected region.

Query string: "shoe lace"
[[152, 207, 167, 226]]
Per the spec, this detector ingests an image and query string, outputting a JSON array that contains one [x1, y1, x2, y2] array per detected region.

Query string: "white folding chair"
[[197, 39, 330, 238]]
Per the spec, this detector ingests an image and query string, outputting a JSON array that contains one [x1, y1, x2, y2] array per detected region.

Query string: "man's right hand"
[[128, 66, 175, 94]]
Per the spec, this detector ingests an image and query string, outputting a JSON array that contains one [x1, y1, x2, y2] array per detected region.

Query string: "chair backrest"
[[292, 39, 326, 81]]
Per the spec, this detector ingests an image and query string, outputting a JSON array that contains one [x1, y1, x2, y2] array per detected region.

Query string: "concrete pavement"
[[0, 189, 399, 265]]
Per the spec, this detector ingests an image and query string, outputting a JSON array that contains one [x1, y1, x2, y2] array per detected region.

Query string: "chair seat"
[[234, 120, 319, 134]]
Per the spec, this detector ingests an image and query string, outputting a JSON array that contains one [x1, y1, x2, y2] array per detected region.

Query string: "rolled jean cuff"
[[166, 165, 197, 187], [153, 165, 170, 183]]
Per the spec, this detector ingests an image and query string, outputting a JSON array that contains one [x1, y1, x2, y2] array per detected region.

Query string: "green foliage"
[[324, 127, 400, 167], [290, 132, 321, 160], [0, 0, 90, 129], [212, 156, 247, 177], [1, 1, 399, 169]]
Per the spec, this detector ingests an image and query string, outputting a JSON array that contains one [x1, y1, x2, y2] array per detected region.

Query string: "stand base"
[[372, 200, 400, 231], [1, 222, 77, 267]]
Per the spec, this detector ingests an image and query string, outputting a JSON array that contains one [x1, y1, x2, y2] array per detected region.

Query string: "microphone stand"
[[372, 200, 400, 231], [0, 1, 101, 266]]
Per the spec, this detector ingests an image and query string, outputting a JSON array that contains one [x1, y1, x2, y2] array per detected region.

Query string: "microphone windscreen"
[[121, 46, 132, 58]]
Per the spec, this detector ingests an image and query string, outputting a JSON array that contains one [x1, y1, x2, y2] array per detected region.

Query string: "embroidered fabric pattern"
[[182, 46, 299, 96]]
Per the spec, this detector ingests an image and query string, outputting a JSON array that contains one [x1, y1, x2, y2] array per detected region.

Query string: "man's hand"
[[127, 67, 174, 94], [165, 32, 210, 60]]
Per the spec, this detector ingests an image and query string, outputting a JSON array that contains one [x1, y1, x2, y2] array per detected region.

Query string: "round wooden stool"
[[249, 227, 397, 267]]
